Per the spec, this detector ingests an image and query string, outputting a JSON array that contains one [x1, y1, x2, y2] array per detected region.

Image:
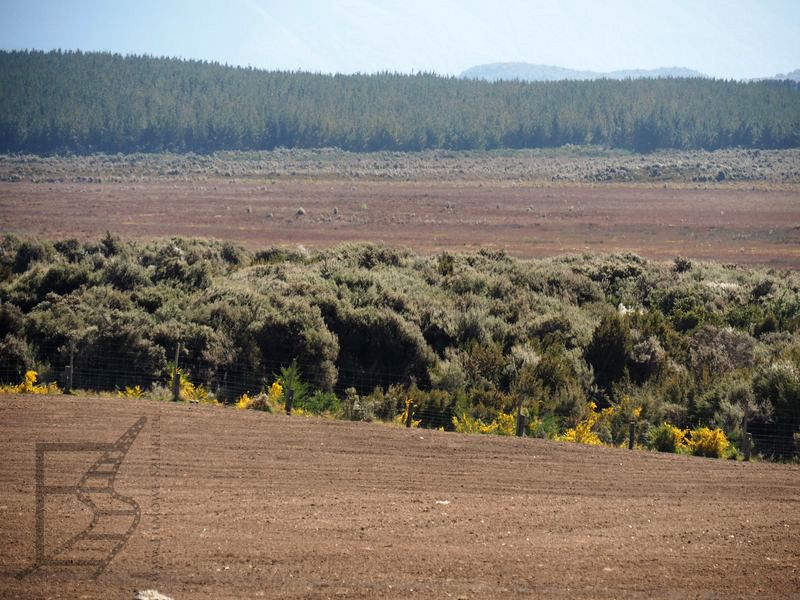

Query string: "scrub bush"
[[647, 422, 689, 453]]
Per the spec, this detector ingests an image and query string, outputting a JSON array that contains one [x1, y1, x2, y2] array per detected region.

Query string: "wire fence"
[[2, 340, 799, 460]]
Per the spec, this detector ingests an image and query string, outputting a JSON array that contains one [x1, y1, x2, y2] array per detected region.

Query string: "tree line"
[[1, 50, 798, 154]]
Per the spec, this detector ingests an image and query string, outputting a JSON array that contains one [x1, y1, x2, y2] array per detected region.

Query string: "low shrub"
[[299, 390, 341, 414], [117, 385, 145, 399], [0, 370, 60, 395], [392, 398, 421, 428], [526, 413, 561, 439], [688, 426, 730, 458], [452, 410, 516, 436], [173, 369, 216, 404], [557, 401, 616, 445], [237, 381, 283, 411], [0, 334, 35, 382], [647, 422, 689, 453]]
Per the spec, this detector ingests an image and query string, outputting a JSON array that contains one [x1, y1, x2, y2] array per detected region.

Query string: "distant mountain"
[[774, 69, 800, 81], [461, 62, 706, 82]]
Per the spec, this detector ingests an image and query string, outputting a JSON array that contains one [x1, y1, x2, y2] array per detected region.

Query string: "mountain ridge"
[[461, 63, 705, 82], [461, 62, 800, 82]]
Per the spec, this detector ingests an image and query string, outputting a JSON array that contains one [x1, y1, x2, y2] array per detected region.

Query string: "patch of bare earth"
[[1, 180, 799, 268], [1, 396, 798, 598]]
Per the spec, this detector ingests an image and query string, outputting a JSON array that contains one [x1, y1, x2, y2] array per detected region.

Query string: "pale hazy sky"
[[2, 0, 799, 79]]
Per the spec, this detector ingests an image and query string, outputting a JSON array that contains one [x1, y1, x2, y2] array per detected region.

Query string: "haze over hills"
[[775, 69, 800, 82], [461, 63, 705, 82], [461, 62, 800, 82]]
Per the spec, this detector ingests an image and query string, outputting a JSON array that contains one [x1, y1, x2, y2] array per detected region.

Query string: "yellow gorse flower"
[[170, 368, 217, 404], [235, 392, 252, 409], [268, 381, 283, 403], [452, 411, 516, 436], [688, 427, 730, 458], [237, 381, 284, 411], [557, 402, 616, 446], [117, 385, 144, 399], [0, 371, 60, 395], [393, 398, 422, 427]]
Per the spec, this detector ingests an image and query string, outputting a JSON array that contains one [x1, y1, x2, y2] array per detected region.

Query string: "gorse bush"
[[648, 422, 689, 453], [117, 385, 144, 399], [585, 312, 632, 391], [0, 370, 60, 395], [688, 427, 731, 458], [557, 402, 617, 446], [2, 235, 799, 458], [236, 381, 283, 411], [452, 411, 516, 436]]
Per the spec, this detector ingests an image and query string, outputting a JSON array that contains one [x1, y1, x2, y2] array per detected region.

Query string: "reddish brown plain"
[[2, 179, 799, 268], [1, 396, 798, 599]]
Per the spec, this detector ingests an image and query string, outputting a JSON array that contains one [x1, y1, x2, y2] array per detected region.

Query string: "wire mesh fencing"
[[2, 339, 799, 461]]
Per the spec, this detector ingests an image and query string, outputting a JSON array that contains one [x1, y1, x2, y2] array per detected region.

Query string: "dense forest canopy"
[[1, 50, 799, 154]]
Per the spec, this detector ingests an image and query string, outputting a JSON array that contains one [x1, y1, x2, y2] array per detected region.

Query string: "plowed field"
[[2, 180, 799, 268], [1, 396, 798, 598]]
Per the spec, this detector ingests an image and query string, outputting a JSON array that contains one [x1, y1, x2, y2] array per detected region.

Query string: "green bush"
[[299, 390, 341, 414], [585, 312, 632, 390], [647, 422, 687, 453], [0, 302, 24, 337], [0, 334, 36, 383], [408, 386, 459, 429], [13, 239, 54, 273], [103, 257, 151, 290], [38, 262, 92, 297]]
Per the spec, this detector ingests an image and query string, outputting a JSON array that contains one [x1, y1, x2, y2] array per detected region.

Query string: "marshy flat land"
[[1, 148, 799, 268], [1, 395, 798, 599]]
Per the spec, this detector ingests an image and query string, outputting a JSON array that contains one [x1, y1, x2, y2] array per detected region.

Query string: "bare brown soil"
[[1, 179, 799, 268], [1, 396, 798, 599]]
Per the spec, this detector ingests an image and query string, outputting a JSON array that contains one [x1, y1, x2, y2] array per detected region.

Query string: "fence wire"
[[2, 342, 799, 459]]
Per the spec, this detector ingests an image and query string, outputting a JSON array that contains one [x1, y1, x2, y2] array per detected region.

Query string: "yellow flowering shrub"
[[171, 369, 217, 404], [117, 385, 144, 399], [0, 371, 60, 395], [268, 381, 283, 403], [647, 422, 689, 453], [393, 398, 421, 427], [235, 392, 252, 409], [482, 411, 517, 436], [452, 412, 483, 434], [558, 402, 616, 446], [688, 427, 730, 458], [452, 411, 516, 436], [237, 381, 284, 411]]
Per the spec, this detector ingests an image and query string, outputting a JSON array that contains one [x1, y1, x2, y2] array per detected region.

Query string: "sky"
[[2, 0, 799, 79]]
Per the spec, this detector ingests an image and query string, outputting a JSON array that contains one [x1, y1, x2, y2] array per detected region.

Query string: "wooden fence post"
[[516, 413, 527, 437], [515, 394, 526, 437], [628, 422, 635, 450], [64, 341, 75, 393], [285, 389, 294, 415], [171, 343, 181, 402], [744, 433, 753, 461], [405, 401, 413, 428], [742, 407, 751, 461], [63, 365, 72, 393]]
